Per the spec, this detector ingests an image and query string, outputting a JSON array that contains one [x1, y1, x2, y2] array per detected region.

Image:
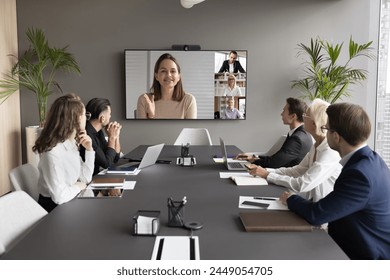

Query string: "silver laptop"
[[219, 137, 248, 171], [108, 143, 165, 173], [137, 143, 165, 169]]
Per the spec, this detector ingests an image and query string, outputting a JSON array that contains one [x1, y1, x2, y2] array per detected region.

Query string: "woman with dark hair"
[[33, 93, 95, 212], [136, 53, 197, 119], [80, 97, 122, 175]]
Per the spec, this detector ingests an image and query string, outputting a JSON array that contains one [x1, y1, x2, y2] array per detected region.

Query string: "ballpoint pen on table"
[[253, 197, 277, 201], [156, 159, 172, 164]]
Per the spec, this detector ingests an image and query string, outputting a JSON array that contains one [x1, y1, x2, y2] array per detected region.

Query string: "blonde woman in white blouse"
[[224, 74, 242, 97], [247, 98, 342, 202]]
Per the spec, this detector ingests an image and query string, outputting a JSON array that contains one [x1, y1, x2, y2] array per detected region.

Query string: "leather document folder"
[[239, 211, 313, 232], [90, 177, 125, 186]]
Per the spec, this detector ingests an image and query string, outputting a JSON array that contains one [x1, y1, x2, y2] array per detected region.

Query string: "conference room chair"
[[9, 163, 40, 201], [0, 191, 47, 256], [174, 128, 213, 145], [254, 135, 287, 157]]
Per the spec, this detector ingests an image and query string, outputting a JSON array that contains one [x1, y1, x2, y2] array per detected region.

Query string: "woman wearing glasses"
[[33, 93, 95, 212], [247, 98, 342, 202], [224, 74, 243, 97]]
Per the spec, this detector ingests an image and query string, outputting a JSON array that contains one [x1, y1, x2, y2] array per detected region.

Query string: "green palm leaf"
[[0, 27, 80, 126], [292, 36, 375, 103]]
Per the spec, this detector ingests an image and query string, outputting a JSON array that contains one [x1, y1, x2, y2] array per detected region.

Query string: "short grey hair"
[[308, 98, 330, 136]]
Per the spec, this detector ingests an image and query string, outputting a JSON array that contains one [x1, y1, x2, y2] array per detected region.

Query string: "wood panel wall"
[[0, 0, 21, 196]]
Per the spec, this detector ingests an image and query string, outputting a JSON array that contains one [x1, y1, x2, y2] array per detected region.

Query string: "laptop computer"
[[107, 143, 165, 174], [219, 137, 248, 171]]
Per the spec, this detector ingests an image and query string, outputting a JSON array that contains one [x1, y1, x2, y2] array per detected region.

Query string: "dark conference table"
[[2, 145, 348, 260]]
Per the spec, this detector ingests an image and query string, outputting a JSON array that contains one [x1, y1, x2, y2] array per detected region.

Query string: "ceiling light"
[[180, 0, 206, 9]]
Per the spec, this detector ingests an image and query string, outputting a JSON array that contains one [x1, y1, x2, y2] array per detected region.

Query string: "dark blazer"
[[287, 146, 390, 259], [218, 60, 246, 73], [80, 122, 120, 175], [253, 125, 312, 168]]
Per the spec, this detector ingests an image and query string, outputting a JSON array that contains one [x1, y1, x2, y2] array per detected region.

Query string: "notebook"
[[219, 137, 248, 170], [230, 175, 268, 186], [239, 211, 313, 232], [107, 143, 164, 174]]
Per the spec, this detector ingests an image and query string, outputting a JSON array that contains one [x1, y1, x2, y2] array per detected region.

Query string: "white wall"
[[16, 0, 380, 157]]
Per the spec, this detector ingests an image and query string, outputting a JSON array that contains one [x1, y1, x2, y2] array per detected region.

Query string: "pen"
[[179, 196, 187, 207], [254, 197, 277, 201], [167, 197, 175, 208], [156, 159, 172, 164]]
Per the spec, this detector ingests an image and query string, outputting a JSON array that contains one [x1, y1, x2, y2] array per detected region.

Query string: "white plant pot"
[[25, 126, 41, 168]]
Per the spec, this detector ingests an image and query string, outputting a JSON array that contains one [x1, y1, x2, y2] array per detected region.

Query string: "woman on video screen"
[[136, 53, 197, 119], [224, 74, 243, 97]]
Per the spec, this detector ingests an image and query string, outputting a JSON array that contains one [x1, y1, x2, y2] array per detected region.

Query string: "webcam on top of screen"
[[171, 44, 201, 51]]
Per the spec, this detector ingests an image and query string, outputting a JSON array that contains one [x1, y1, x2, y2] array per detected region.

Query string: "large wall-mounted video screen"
[[125, 49, 247, 120]]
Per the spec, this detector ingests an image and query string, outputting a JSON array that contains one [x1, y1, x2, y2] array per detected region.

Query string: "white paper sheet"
[[151, 236, 199, 260], [123, 181, 136, 190]]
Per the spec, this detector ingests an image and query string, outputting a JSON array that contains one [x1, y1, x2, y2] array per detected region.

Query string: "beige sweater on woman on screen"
[[136, 93, 197, 119]]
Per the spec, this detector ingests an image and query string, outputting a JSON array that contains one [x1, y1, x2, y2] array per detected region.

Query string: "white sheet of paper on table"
[[151, 236, 199, 260]]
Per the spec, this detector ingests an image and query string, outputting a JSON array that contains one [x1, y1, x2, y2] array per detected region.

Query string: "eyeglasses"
[[85, 112, 91, 121], [320, 125, 336, 134]]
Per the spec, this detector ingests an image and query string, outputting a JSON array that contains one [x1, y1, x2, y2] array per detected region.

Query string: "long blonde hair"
[[33, 93, 84, 153]]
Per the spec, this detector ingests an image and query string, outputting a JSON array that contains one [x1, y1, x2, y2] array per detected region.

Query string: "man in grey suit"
[[236, 97, 312, 168]]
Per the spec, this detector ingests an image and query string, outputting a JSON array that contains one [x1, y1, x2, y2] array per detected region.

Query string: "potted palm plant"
[[0, 27, 80, 166], [291, 37, 375, 104], [0, 27, 80, 127]]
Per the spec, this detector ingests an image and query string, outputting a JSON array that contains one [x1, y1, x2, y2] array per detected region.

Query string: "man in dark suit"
[[80, 98, 122, 175], [236, 97, 312, 168], [281, 103, 390, 259], [218, 51, 246, 73]]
